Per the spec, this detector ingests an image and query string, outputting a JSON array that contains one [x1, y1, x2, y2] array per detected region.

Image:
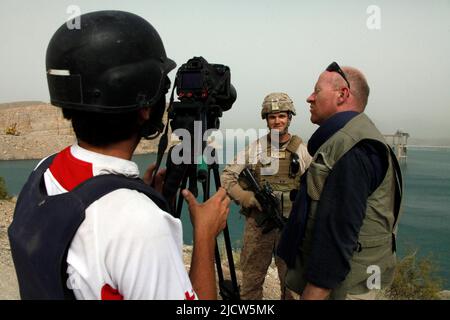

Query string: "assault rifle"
[[239, 168, 286, 234]]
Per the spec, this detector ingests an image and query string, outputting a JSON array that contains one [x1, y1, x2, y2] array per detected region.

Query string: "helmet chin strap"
[[140, 120, 162, 140], [140, 104, 164, 140], [281, 118, 291, 136], [149, 84, 176, 185], [140, 84, 172, 140]]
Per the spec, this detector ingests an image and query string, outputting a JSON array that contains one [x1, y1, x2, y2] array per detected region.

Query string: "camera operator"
[[8, 10, 230, 300]]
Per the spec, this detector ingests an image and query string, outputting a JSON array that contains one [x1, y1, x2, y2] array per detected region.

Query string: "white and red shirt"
[[39, 144, 197, 300]]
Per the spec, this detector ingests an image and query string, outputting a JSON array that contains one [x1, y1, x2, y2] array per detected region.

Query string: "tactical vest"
[[8, 155, 170, 300], [285, 113, 403, 299], [253, 135, 303, 218]]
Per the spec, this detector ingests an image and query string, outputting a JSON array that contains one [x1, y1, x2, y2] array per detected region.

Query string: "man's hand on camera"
[[143, 163, 166, 194], [182, 187, 230, 239]]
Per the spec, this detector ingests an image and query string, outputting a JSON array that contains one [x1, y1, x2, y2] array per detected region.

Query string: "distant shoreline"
[[407, 145, 450, 149]]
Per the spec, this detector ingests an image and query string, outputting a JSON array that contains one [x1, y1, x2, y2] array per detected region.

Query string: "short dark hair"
[[62, 109, 141, 147]]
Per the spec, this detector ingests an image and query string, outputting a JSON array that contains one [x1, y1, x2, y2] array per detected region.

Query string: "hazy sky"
[[1, 0, 449, 140]]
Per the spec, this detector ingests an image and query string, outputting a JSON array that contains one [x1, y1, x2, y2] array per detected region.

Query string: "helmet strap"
[[140, 82, 172, 140], [150, 84, 176, 186]]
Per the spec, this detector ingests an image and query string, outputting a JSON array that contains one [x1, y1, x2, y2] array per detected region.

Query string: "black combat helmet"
[[46, 10, 176, 113]]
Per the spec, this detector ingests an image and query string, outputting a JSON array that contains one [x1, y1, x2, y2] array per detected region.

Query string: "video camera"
[[168, 56, 236, 133], [153, 56, 236, 211]]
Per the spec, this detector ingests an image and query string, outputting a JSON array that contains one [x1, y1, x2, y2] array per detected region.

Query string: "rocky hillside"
[[0, 101, 160, 160]]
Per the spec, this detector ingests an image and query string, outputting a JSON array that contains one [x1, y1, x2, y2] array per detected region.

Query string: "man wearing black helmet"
[[8, 11, 230, 300]]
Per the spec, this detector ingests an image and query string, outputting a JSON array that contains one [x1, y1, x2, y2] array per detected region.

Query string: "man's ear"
[[337, 87, 350, 105], [342, 87, 350, 98]]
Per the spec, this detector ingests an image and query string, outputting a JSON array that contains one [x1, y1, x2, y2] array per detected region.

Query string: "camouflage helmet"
[[261, 92, 296, 119]]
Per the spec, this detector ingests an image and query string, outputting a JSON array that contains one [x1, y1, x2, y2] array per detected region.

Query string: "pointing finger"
[[212, 187, 227, 200], [182, 189, 197, 208], [223, 195, 231, 208]]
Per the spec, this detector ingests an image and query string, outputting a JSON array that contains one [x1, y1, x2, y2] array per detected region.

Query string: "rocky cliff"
[[0, 101, 160, 160]]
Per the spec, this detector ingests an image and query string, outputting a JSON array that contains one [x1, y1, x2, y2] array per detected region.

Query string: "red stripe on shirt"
[[49, 146, 94, 191], [184, 290, 196, 300], [101, 284, 123, 300]]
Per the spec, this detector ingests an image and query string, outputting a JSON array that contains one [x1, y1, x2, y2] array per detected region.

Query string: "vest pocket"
[[339, 242, 396, 297], [306, 160, 330, 201]]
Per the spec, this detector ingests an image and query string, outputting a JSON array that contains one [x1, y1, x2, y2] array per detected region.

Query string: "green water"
[[1, 147, 449, 288], [394, 147, 450, 289]]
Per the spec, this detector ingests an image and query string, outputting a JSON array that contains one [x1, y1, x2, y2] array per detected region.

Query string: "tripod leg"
[[211, 164, 240, 300], [174, 175, 188, 219], [201, 174, 226, 287]]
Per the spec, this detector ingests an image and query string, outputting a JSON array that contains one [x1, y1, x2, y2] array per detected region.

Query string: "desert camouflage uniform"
[[221, 92, 311, 300]]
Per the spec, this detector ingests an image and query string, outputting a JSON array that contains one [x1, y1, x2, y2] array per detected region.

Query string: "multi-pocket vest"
[[285, 113, 403, 299], [252, 135, 303, 218]]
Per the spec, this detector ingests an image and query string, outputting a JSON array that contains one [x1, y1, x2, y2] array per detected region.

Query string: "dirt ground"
[[0, 199, 281, 300], [0, 199, 20, 299]]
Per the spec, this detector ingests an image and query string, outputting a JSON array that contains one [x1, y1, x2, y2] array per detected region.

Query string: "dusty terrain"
[[0, 199, 20, 299]]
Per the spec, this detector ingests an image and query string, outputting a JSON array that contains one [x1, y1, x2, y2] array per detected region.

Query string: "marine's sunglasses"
[[326, 61, 350, 89]]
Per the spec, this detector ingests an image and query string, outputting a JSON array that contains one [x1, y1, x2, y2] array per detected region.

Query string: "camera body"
[[176, 56, 235, 110], [168, 56, 236, 132]]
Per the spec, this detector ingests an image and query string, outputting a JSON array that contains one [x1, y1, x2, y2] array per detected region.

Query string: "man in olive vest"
[[221, 92, 312, 299], [277, 62, 403, 300]]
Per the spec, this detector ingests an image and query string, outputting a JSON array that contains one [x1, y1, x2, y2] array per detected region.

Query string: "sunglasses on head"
[[326, 61, 350, 89]]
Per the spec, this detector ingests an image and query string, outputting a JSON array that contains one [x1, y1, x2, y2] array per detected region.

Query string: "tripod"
[[166, 145, 240, 300]]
